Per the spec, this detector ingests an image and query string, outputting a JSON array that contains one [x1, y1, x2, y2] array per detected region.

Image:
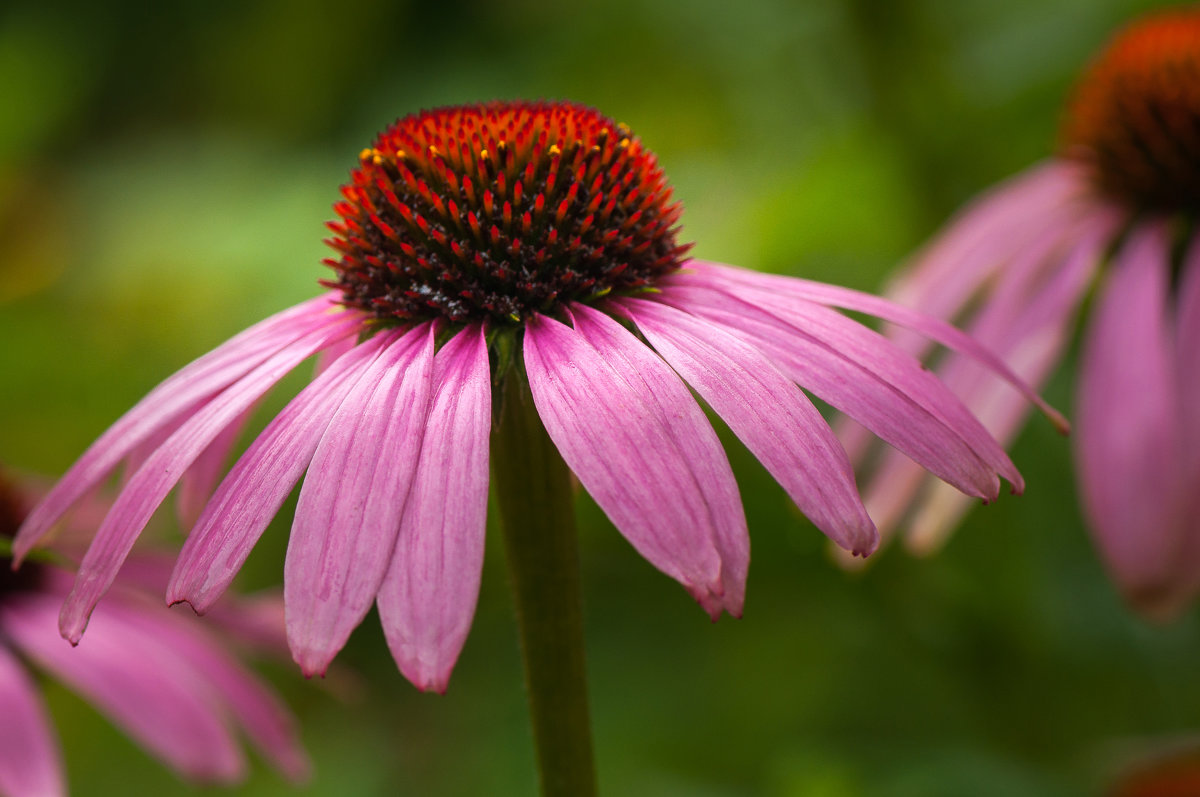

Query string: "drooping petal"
[[875, 221, 1112, 553], [658, 282, 1002, 500], [524, 311, 746, 617], [176, 404, 256, 531], [168, 332, 393, 614], [0, 643, 64, 797], [1, 592, 245, 783], [14, 295, 344, 559], [58, 313, 361, 644], [669, 277, 1023, 489], [285, 324, 436, 676], [617, 297, 877, 555], [377, 325, 491, 693], [684, 261, 1070, 432], [1075, 223, 1186, 617], [883, 163, 1089, 351]]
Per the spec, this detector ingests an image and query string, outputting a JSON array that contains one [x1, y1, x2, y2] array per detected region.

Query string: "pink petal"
[[0, 643, 65, 797], [1178, 232, 1200, 461], [1170, 233, 1200, 603], [59, 313, 360, 644], [285, 324, 436, 676], [168, 332, 394, 614], [1075, 223, 1186, 616], [656, 282, 1002, 500], [125, 604, 310, 782], [670, 275, 1023, 490], [176, 403, 256, 531], [616, 297, 877, 555], [524, 311, 746, 618], [377, 325, 491, 693], [884, 163, 1087, 348], [684, 261, 1070, 433], [1, 592, 245, 783], [879, 221, 1112, 553], [14, 295, 344, 559]]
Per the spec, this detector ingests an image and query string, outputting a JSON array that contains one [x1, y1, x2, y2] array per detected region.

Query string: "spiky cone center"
[[1061, 8, 1200, 211], [323, 101, 692, 325]]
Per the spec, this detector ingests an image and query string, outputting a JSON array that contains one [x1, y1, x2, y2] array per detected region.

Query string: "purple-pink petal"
[[58, 313, 360, 644], [1075, 223, 1186, 616], [865, 220, 1112, 552], [684, 261, 1070, 433], [176, 404, 255, 531], [377, 325, 491, 693], [285, 324, 436, 676], [524, 310, 747, 618], [617, 297, 877, 555], [124, 602, 310, 782], [0, 644, 64, 797], [14, 295, 344, 560], [657, 281, 1003, 500], [1, 593, 245, 783], [168, 331, 394, 614]]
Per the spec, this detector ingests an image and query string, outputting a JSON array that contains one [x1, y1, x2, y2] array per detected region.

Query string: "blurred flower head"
[[846, 8, 1200, 619], [15, 100, 1055, 692], [0, 471, 308, 797]]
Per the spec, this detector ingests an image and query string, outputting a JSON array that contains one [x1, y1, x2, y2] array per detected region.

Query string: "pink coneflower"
[[0, 474, 308, 797], [844, 9, 1200, 619], [14, 101, 1058, 696]]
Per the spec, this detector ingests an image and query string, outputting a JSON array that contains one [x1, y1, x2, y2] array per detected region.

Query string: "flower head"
[[0, 472, 308, 797], [847, 9, 1200, 619], [14, 100, 1054, 690]]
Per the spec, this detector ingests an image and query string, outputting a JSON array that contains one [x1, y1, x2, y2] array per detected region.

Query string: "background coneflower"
[[0, 472, 308, 797], [845, 8, 1200, 621]]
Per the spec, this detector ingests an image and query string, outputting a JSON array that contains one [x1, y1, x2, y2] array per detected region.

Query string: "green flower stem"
[[492, 361, 598, 797]]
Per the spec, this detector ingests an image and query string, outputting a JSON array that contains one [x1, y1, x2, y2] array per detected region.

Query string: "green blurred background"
[[2, 0, 1196, 794]]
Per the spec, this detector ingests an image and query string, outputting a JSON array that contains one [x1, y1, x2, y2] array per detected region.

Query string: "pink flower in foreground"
[[845, 9, 1200, 618], [13, 101, 1059, 692], [0, 476, 309, 797]]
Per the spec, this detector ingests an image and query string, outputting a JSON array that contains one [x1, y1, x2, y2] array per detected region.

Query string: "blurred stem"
[[492, 358, 597, 797]]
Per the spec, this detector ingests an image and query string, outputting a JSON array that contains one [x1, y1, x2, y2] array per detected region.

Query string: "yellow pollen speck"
[[359, 148, 374, 161], [618, 138, 630, 149], [479, 149, 489, 160], [429, 145, 440, 158], [549, 144, 561, 156], [372, 154, 383, 165], [617, 122, 630, 135], [508, 312, 521, 323]]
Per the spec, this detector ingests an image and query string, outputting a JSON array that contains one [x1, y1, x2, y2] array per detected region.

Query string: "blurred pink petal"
[[0, 643, 64, 797], [2, 592, 246, 783], [1076, 224, 1187, 616]]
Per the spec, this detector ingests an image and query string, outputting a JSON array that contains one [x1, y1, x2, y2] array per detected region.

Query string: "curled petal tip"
[[295, 651, 332, 679], [167, 596, 204, 616], [1048, 407, 1071, 436]]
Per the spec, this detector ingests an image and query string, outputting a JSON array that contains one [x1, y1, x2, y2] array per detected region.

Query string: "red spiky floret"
[[322, 101, 693, 324], [1061, 8, 1200, 210]]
